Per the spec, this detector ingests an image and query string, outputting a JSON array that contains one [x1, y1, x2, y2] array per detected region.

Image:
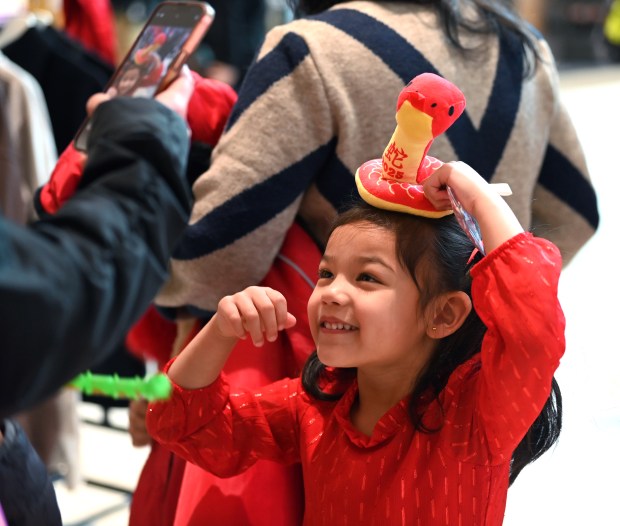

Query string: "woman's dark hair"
[[287, 0, 541, 77], [301, 202, 561, 485]]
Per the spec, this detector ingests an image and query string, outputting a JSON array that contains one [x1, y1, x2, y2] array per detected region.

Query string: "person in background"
[[158, 0, 598, 319], [194, 0, 267, 90], [32, 66, 239, 526], [0, 69, 194, 526]]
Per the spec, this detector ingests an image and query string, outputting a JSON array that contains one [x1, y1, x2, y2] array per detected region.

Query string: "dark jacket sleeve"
[[0, 419, 62, 526], [0, 97, 191, 419]]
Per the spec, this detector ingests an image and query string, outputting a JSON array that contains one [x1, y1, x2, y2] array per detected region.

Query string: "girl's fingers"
[[263, 288, 291, 333], [243, 288, 274, 346], [423, 165, 452, 210], [425, 161, 488, 214], [284, 312, 297, 330], [217, 287, 295, 347], [236, 291, 264, 343], [217, 295, 248, 340], [245, 287, 290, 345], [424, 189, 452, 210]]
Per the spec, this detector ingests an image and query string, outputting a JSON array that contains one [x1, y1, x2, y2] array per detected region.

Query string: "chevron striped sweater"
[[156, 1, 598, 316]]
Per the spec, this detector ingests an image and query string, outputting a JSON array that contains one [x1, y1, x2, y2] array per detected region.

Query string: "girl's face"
[[308, 222, 431, 373], [117, 68, 141, 95]]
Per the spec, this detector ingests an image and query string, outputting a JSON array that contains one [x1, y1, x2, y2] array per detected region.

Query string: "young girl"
[[108, 63, 143, 97], [147, 161, 564, 525]]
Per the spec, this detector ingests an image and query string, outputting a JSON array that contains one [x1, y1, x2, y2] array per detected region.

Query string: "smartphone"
[[74, 1, 214, 151]]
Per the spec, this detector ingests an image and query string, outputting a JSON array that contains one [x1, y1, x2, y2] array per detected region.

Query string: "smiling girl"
[[147, 160, 564, 525]]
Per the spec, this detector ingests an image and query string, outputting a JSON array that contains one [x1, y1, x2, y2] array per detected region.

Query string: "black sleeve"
[[0, 97, 191, 418], [0, 419, 62, 526]]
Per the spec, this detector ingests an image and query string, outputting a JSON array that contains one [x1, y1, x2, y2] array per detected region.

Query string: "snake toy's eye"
[[430, 102, 437, 108], [448, 106, 455, 116]]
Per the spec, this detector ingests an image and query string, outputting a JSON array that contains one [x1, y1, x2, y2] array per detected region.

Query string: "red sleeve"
[[451, 233, 565, 463], [187, 72, 237, 145], [63, 0, 118, 66], [36, 143, 84, 215], [146, 370, 302, 478]]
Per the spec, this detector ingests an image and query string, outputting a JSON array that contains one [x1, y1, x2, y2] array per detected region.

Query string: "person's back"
[[157, 0, 599, 318]]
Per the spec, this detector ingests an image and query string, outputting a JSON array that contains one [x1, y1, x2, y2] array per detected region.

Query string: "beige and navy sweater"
[[157, 1, 599, 317]]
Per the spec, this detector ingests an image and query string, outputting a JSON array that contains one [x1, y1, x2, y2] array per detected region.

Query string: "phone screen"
[[74, 1, 213, 151], [111, 20, 194, 99]]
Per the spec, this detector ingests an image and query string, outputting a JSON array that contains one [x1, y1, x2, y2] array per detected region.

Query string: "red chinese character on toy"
[[383, 142, 407, 179]]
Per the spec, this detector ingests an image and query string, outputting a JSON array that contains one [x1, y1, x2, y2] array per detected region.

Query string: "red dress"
[[148, 233, 565, 525]]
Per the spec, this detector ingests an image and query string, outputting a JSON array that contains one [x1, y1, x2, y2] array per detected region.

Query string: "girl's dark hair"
[[287, 0, 541, 77], [301, 202, 561, 485]]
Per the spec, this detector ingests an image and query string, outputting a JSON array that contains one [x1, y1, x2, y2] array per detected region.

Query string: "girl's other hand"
[[165, 285, 294, 390], [214, 286, 296, 347]]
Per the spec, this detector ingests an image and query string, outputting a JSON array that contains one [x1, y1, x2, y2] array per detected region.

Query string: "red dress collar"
[[332, 379, 412, 448]]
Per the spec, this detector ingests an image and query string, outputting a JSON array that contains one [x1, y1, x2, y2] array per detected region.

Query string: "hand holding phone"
[[154, 66, 195, 120], [86, 66, 195, 120], [74, 1, 214, 151]]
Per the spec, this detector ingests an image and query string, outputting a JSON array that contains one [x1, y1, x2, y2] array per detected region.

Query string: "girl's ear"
[[427, 291, 472, 339]]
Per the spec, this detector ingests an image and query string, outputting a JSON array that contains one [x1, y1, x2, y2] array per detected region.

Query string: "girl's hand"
[[214, 286, 297, 347], [423, 161, 496, 217], [167, 286, 295, 390], [168, 287, 297, 389], [424, 161, 523, 253]]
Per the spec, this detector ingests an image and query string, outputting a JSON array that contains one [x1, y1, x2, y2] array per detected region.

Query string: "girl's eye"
[[318, 268, 333, 279], [358, 273, 378, 283]]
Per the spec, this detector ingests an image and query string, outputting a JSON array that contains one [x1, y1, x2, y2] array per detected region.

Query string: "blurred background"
[[1, 0, 619, 524]]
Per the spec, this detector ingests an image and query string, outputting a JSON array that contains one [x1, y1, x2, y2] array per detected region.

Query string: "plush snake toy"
[[355, 72, 466, 217]]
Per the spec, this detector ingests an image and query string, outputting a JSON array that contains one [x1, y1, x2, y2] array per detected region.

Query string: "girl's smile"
[[319, 317, 358, 332]]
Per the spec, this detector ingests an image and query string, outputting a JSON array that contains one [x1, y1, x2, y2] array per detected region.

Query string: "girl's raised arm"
[[423, 161, 523, 253], [168, 286, 296, 389]]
